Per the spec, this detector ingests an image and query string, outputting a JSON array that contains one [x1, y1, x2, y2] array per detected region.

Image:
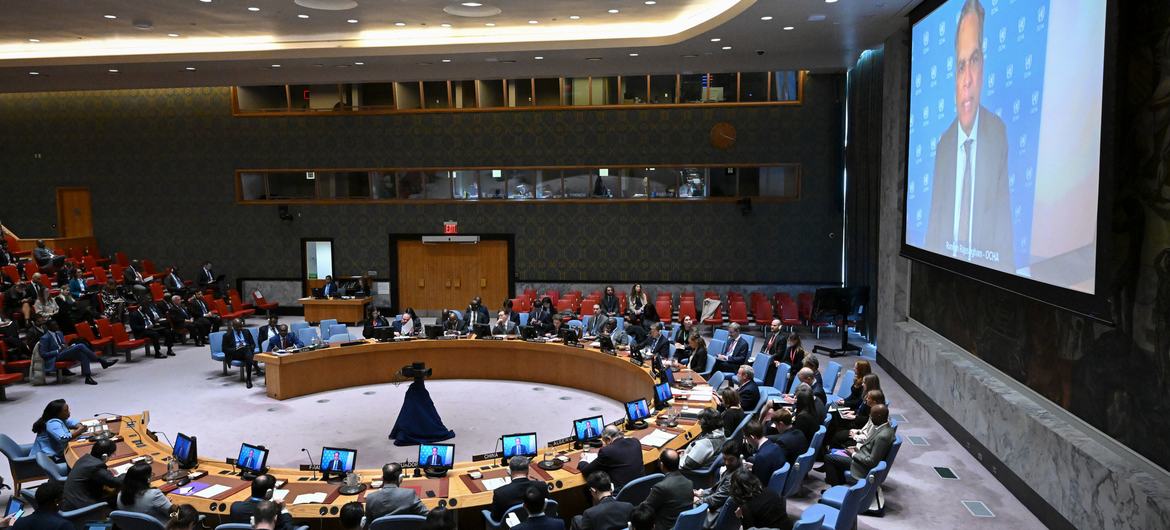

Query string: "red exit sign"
[[443, 221, 458, 234]]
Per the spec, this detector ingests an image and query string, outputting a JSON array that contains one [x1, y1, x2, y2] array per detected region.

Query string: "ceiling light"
[[710, 38, 721, 42], [441, 59, 452, 63], [569, 15, 580, 20], [248, 7, 260, 12], [185, 67, 196, 71], [107, 68, 119, 73], [826, 0, 839, 3], [28, 71, 39, 75], [682, 54, 698, 58], [298, 14, 309, 19], [28, 38, 39, 42], [528, 20, 538, 24], [167, 33, 180, 37], [347, 19, 359, 23], [394, 22, 406, 26], [608, 9, 620, 14], [461, 2, 483, 6], [534, 56, 544, 60], [441, 23, 452, 27], [270, 64, 281, 68], [783, 26, 795, 30], [761, 16, 773, 21], [586, 57, 602, 61], [200, 0, 212, 3], [629, 53, 639, 57], [485, 23, 495, 26], [354, 61, 364, 65], [721, 46, 731, 50], [645, 1, 657, 4], [103, 14, 117, 19]]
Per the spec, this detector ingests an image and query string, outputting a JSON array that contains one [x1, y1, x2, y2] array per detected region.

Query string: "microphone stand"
[[301, 448, 318, 480]]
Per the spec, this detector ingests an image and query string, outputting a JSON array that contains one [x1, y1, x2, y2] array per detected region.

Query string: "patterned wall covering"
[[0, 75, 843, 286], [909, 2, 1169, 472]]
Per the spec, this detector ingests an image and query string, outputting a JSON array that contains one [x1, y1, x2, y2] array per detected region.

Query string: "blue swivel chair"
[[615, 473, 663, 504], [369, 514, 427, 530]]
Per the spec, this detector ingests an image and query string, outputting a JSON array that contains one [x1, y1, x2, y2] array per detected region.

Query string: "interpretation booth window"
[[233, 71, 803, 115], [304, 241, 333, 280], [238, 164, 800, 204]]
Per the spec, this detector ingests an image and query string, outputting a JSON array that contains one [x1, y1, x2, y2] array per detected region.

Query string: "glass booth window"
[[304, 240, 333, 280]]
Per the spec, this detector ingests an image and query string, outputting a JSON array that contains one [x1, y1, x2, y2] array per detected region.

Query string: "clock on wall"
[[710, 122, 736, 150]]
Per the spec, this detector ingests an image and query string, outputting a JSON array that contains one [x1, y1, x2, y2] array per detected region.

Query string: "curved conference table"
[[67, 338, 715, 528]]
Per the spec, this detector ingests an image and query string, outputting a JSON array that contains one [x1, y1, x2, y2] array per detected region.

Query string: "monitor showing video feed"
[[626, 399, 650, 421], [320, 447, 356, 474], [573, 416, 604, 442], [654, 382, 673, 405], [418, 444, 454, 468], [236, 443, 268, 473], [173, 432, 198, 468], [501, 432, 537, 458]]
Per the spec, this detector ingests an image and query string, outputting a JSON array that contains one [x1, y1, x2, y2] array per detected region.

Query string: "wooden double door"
[[396, 238, 510, 313]]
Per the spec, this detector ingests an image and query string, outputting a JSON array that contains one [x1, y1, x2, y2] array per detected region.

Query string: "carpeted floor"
[[0, 318, 1043, 529]]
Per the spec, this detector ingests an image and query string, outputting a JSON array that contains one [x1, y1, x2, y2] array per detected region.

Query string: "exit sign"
[[443, 221, 458, 234]]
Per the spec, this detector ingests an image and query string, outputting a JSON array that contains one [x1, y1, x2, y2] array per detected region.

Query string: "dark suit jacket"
[[492, 320, 518, 335], [749, 440, 786, 487], [516, 514, 565, 530], [363, 316, 390, 338], [127, 310, 160, 336], [364, 485, 428, 525], [258, 324, 280, 346], [737, 380, 761, 412], [571, 497, 634, 530], [851, 422, 896, 478], [122, 267, 145, 286], [640, 334, 670, 359], [167, 306, 193, 331], [639, 471, 692, 530], [739, 489, 788, 530], [577, 437, 644, 490], [221, 329, 255, 357], [768, 428, 809, 465], [925, 107, 1014, 272], [229, 498, 294, 530], [163, 272, 184, 292], [720, 336, 750, 366], [62, 454, 121, 510], [491, 477, 548, 521], [198, 268, 216, 287]]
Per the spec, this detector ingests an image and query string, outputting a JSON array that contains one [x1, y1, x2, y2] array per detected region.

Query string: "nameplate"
[[472, 452, 502, 462], [547, 436, 573, 447], [225, 458, 237, 465], [299, 464, 320, 471], [608, 419, 626, 428]]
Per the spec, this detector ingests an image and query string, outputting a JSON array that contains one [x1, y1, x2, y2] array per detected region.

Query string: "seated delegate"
[[32, 399, 85, 461]]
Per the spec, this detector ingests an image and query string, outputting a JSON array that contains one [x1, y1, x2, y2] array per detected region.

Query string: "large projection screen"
[[903, 0, 1108, 310]]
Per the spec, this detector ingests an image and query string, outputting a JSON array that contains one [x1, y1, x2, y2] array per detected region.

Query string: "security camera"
[[755, 50, 765, 56]]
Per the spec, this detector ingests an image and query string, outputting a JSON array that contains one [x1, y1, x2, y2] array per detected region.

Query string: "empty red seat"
[[0, 364, 22, 400], [115, 252, 130, 267], [678, 300, 697, 322], [109, 264, 125, 284], [142, 259, 158, 276], [655, 300, 673, 324], [91, 267, 109, 285], [228, 290, 256, 316], [1, 265, 18, 284], [728, 301, 750, 326], [102, 320, 147, 361], [580, 304, 596, 317], [0, 342, 30, 378], [214, 299, 248, 320], [779, 300, 800, 330], [556, 299, 575, 314], [754, 299, 775, 326], [149, 282, 165, 302], [23, 261, 37, 279], [252, 291, 278, 312], [797, 293, 814, 323], [74, 322, 113, 354]]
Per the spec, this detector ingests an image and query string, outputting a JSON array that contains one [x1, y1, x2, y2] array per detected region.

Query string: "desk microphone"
[[301, 448, 318, 480]]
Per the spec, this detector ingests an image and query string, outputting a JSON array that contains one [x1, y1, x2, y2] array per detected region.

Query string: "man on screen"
[[326, 451, 344, 472], [581, 420, 598, 440], [239, 448, 258, 470], [510, 437, 531, 457], [926, 0, 1014, 272], [423, 446, 445, 467]]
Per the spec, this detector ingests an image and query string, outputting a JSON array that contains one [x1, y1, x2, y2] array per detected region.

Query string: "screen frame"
[[320, 446, 357, 474], [236, 443, 269, 472], [626, 398, 650, 421], [173, 432, 197, 466], [573, 415, 605, 442], [655, 382, 674, 404], [418, 443, 454, 468], [500, 432, 538, 458], [900, 0, 1117, 323]]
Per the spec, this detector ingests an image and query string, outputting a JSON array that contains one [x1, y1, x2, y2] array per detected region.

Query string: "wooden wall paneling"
[[56, 187, 93, 237]]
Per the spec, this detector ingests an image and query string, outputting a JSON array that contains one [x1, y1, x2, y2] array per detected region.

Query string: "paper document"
[[681, 407, 705, 415], [481, 477, 512, 491], [194, 484, 232, 499], [292, 492, 328, 505], [579, 452, 598, 463], [681, 391, 712, 402], [111, 463, 134, 476], [505, 512, 522, 528], [272, 489, 290, 502], [81, 419, 100, 428], [692, 384, 713, 393], [640, 429, 677, 448]]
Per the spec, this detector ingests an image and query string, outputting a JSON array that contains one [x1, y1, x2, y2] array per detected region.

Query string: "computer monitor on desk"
[[173, 432, 198, 469], [320, 447, 356, 481], [235, 443, 269, 479], [519, 326, 538, 340], [473, 323, 492, 339], [424, 324, 443, 340], [501, 432, 537, 461], [419, 443, 454, 477], [626, 398, 651, 429], [654, 383, 673, 409], [573, 416, 604, 447]]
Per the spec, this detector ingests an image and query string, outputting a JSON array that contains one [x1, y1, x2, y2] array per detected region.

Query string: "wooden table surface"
[[69, 341, 714, 526], [297, 297, 371, 325]]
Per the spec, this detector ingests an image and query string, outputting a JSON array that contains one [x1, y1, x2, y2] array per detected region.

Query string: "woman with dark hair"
[[728, 468, 788, 530], [682, 408, 726, 471], [600, 286, 620, 317], [165, 504, 199, 530], [32, 399, 85, 460], [627, 284, 648, 327], [687, 333, 708, 371], [422, 506, 457, 530], [835, 360, 873, 409], [778, 333, 806, 392], [117, 462, 172, 523], [719, 387, 746, 436], [792, 388, 820, 441]]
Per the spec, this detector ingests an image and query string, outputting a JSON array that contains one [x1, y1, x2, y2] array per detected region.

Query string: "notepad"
[[272, 489, 290, 503], [292, 492, 328, 505], [194, 484, 232, 499], [505, 512, 522, 528], [640, 429, 677, 448], [80, 419, 100, 428], [579, 452, 598, 463], [481, 477, 512, 491], [111, 463, 134, 476]]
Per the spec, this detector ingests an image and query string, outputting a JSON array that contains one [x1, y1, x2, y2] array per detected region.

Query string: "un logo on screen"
[[931, 65, 937, 81], [1009, 174, 1015, 188], [1006, 64, 1014, 80], [930, 137, 937, 154], [908, 181, 916, 198], [1025, 54, 1033, 71], [916, 144, 922, 159], [1018, 17, 1026, 34], [1013, 99, 1020, 116], [915, 74, 922, 89], [922, 106, 929, 121], [988, 72, 996, 89], [1031, 90, 1040, 109], [1019, 134, 1027, 149], [937, 98, 945, 115], [938, 21, 946, 38], [999, 27, 1007, 45], [923, 31, 929, 48], [1038, 6, 1046, 24], [1026, 167, 1034, 184], [916, 209, 923, 224], [947, 57, 954, 73], [922, 173, 929, 188]]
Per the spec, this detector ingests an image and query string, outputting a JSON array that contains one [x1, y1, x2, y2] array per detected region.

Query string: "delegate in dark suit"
[[925, 107, 1014, 272], [638, 334, 670, 360], [571, 496, 633, 530], [748, 439, 787, 486], [492, 320, 518, 335], [490, 477, 548, 521], [61, 453, 122, 510], [712, 335, 749, 373], [364, 485, 428, 524], [736, 379, 761, 413], [516, 514, 565, 530], [767, 428, 808, 465], [638, 472, 693, 530], [229, 499, 293, 530], [577, 437, 644, 490]]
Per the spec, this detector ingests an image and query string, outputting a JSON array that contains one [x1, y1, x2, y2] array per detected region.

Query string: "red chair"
[[115, 252, 130, 267], [681, 291, 695, 300], [91, 267, 109, 285], [779, 299, 801, 331], [728, 301, 750, 326], [74, 322, 113, 355], [82, 255, 98, 271], [797, 293, 814, 324], [728, 292, 744, 303], [1, 265, 18, 284], [556, 299, 575, 315], [22, 261, 37, 280], [149, 282, 165, 302], [0, 363, 22, 400], [0, 342, 30, 379], [703, 291, 718, 300], [655, 300, 673, 324], [69, 247, 84, 261], [754, 299, 775, 327], [226, 291, 256, 317], [545, 290, 561, 303], [109, 264, 125, 284], [580, 304, 596, 317], [678, 300, 697, 322], [101, 320, 147, 362], [252, 290, 278, 312], [142, 259, 158, 276], [214, 299, 248, 320], [702, 300, 723, 327]]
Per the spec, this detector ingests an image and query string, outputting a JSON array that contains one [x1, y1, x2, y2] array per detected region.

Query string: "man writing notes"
[[925, 0, 1014, 272]]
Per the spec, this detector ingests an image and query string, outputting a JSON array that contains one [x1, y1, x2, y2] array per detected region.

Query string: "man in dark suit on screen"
[[423, 447, 445, 467], [925, 0, 1014, 273]]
